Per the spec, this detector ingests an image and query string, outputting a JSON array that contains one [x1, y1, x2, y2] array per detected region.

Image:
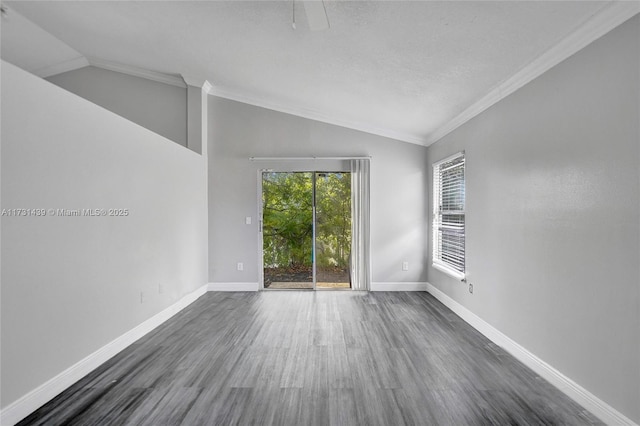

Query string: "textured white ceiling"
[[0, 4, 85, 76], [3, 1, 615, 145]]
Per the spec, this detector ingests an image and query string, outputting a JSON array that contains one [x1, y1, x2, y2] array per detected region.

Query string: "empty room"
[[1, 1, 638, 425]]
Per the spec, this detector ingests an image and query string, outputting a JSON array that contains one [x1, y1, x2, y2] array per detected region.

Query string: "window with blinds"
[[432, 152, 465, 279]]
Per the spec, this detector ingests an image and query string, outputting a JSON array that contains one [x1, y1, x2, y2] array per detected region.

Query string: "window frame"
[[432, 151, 466, 281]]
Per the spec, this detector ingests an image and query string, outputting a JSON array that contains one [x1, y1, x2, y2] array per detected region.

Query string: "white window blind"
[[432, 152, 465, 279]]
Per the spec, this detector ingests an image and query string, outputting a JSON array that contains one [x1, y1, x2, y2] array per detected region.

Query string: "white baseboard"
[[370, 282, 427, 292], [209, 282, 426, 292], [425, 282, 638, 426], [0, 284, 208, 426], [208, 282, 259, 292]]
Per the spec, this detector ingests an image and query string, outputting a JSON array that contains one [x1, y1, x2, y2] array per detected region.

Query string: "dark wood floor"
[[19, 291, 601, 425]]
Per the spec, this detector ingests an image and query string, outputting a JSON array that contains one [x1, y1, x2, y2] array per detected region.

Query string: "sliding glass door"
[[260, 171, 351, 290]]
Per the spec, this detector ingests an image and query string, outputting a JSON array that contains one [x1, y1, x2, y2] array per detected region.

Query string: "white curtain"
[[350, 159, 371, 290]]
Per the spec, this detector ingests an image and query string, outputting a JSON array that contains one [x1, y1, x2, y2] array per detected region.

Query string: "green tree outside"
[[262, 172, 351, 271]]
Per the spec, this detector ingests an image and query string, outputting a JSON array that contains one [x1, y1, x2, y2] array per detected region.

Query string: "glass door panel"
[[315, 172, 352, 289], [262, 172, 314, 289]]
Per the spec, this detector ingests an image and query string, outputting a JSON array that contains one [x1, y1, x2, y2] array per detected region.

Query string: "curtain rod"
[[249, 156, 371, 161]]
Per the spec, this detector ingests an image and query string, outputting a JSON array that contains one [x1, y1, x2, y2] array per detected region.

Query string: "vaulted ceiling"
[[2, 1, 636, 146]]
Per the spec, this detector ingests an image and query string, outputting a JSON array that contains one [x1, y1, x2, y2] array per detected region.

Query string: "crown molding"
[[206, 84, 426, 146], [201, 80, 213, 94], [86, 57, 187, 88], [30, 55, 189, 90], [33, 55, 89, 78], [182, 75, 206, 88], [425, 1, 640, 146]]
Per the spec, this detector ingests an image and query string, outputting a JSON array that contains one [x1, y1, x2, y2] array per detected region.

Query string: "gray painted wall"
[[187, 85, 203, 154], [1, 61, 208, 408], [208, 97, 429, 286], [47, 66, 188, 146], [426, 16, 639, 423]]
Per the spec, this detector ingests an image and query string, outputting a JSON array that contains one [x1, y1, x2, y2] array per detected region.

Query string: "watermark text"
[[1, 208, 130, 217]]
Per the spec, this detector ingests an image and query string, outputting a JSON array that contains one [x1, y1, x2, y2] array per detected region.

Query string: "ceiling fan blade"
[[303, 0, 329, 31]]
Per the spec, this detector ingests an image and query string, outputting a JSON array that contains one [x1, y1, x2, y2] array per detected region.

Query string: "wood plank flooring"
[[18, 292, 602, 425]]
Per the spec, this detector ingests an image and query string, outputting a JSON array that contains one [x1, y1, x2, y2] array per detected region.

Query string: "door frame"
[[257, 170, 265, 289], [258, 169, 350, 291]]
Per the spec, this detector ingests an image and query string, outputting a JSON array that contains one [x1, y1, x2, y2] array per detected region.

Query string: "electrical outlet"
[[237, 262, 244, 271], [245, 216, 252, 225], [402, 261, 409, 271]]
